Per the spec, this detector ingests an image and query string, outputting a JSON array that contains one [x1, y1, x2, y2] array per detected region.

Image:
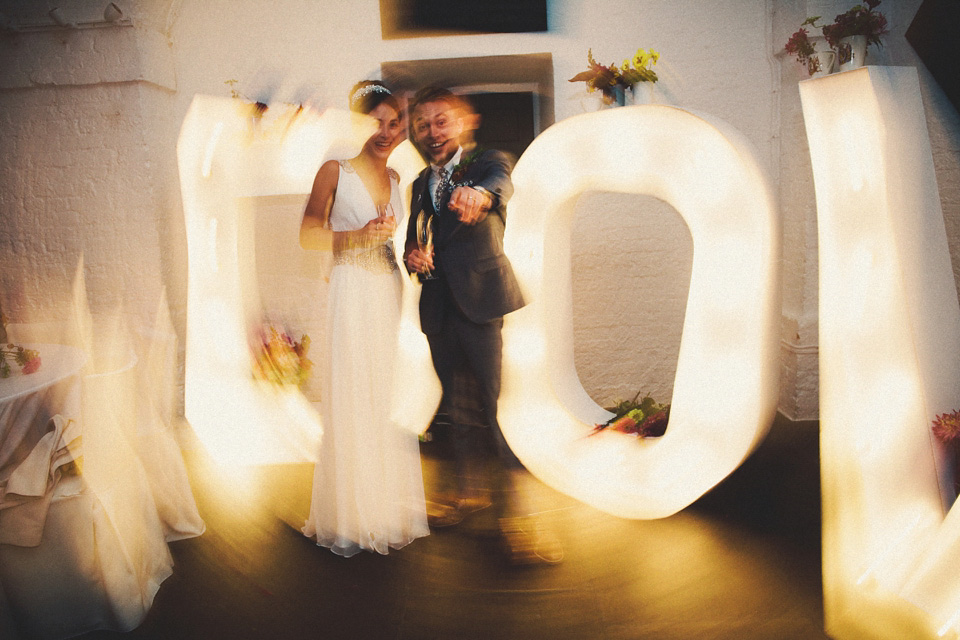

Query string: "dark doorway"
[[467, 91, 538, 162]]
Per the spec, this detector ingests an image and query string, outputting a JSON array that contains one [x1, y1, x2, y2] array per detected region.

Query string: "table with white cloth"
[[0, 340, 204, 640], [0, 344, 86, 546]]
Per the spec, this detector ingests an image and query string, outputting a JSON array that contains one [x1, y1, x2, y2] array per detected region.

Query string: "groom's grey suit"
[[405, 147, 526, 507], [409, 148, 524, 331]]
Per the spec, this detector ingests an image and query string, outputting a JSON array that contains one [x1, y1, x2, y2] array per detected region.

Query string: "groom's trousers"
[[425, 286, 522, 518]]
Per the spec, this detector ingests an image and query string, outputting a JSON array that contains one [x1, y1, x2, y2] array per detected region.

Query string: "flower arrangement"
[[822, 0, 888, 49], [591, 390, 669, 438], [252, 324, 312, 388], [784, 1, 887, 74], [784, 17, 823, 67], [569, 48, 660, 105], [1, 343, 41, 378]]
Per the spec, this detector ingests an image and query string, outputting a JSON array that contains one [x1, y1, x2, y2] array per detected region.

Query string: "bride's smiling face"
[[364, 103, 403, 160]]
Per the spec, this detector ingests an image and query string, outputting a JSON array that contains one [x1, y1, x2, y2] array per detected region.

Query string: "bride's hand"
[[378, 214, 397, 234], [360, 216, 395, 239]]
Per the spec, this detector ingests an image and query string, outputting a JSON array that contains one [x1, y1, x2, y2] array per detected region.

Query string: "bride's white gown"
[[302, 160, 428, 557]]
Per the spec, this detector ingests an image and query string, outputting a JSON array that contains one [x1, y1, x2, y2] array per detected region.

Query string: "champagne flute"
[[416, 210, 437, 280], [376, 203, 396, 231], [376, 203, 396, 258]]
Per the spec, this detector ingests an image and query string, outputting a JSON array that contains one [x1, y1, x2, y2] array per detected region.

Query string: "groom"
[[403, 87, 558, 562]]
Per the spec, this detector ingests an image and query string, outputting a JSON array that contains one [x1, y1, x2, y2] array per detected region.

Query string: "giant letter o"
[[500, 105, 781, 519]]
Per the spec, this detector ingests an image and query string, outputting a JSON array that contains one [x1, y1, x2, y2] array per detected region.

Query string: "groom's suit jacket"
[[405, 148, 526, 335]]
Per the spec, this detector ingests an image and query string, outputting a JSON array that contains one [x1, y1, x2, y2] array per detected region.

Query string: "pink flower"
[[932, 410, 960, 444], [21, 356, 41, 374]]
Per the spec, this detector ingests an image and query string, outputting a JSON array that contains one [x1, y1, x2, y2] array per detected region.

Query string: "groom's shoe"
[[455, 493, 492, 516], [499, 516, 564, 565], [426, 500, 464, 528], [427, 490, 492, 528]]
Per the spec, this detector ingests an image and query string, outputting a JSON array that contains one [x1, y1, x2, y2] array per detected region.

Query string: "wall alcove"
[[570, 191, 692, 408]]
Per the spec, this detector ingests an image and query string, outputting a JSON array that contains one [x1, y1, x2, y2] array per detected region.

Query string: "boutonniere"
[[450, 147, 483, 185]]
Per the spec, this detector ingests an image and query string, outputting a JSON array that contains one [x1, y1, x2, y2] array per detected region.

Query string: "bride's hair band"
[[350, 83, 391, 108]]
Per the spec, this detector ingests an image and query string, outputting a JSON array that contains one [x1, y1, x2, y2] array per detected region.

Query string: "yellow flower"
[[633, 48, 660, 69]]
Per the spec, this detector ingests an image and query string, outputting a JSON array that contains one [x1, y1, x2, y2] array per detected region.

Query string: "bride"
[[299, 80, 428, 556]]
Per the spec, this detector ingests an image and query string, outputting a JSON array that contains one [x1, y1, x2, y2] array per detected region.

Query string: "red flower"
[[639, 409, 669, 438], [785, 27, 816, 64]]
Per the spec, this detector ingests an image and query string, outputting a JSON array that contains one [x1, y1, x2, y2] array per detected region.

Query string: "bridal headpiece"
[[350, 83, 391, 108]]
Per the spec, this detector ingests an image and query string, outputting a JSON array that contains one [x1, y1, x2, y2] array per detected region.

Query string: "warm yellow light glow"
[[387, 138, 438, 436], [802, 66, 960, 640], [391, 289, 442, 437], [500, 105, 781, 519], [201, 121, 223, 179], [177, 97, 382, 465], [502, 324, 546, 367], [178, 97, 434, 463]]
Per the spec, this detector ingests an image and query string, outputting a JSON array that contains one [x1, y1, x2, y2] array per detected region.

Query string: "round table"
[[0, 344, 87, 483]]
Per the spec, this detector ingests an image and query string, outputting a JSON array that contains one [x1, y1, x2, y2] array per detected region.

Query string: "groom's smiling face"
[[413, 99, 463, 166]]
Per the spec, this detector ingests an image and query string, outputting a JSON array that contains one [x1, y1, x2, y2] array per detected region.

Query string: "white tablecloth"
[[0, 344, 86, 546], [0, 336, 205, 639], [0, 345, 85, 487]]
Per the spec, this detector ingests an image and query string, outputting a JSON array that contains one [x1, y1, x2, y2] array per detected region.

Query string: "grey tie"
[[434, 166, 449, 209]]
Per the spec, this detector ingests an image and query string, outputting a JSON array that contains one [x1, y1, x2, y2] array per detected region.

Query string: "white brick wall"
[[0, 4, 179, 331], [1, 0, 957, 422], [571, 192, 691, 408]]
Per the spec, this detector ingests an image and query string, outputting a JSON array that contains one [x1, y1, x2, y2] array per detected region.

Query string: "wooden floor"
[[71, 413, 827, 640]]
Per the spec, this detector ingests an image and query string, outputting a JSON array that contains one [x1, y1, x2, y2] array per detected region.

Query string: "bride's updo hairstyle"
[[348, 80, 399, 116]]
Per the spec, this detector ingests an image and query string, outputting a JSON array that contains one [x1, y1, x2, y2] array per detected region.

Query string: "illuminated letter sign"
[[176, 96, 374, 465], [500, 105, 782, 519], [802, 66, 960, 639]]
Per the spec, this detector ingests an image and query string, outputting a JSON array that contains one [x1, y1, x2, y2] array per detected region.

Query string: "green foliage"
[[605, 389, 665, 422]]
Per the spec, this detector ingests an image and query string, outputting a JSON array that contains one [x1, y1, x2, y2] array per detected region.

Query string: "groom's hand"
[[449, 186, 491, 225], [405, 248, 434, 274]]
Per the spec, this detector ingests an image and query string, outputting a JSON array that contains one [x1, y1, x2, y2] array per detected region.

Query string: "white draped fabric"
[[0, 345, 85, 547], [0, 322, 204, 639]]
